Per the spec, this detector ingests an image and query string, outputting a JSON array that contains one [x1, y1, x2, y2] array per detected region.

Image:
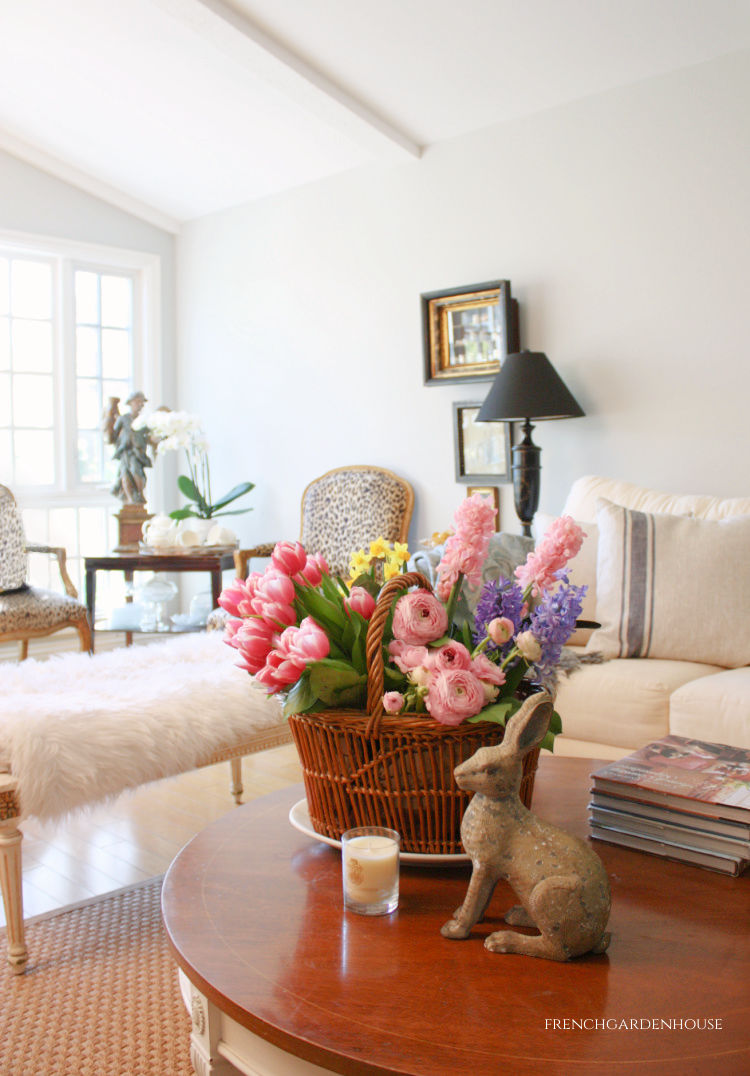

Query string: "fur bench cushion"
[[0, 632, 283, 821]]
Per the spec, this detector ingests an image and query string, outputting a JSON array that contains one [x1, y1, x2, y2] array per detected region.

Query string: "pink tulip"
[[289, 617, 330, 662], [294, 555, 326, 587], [271, 540, 308, 576], [223, 617, 241, 647], [257, 570, 296, 606], [257, 600, 297, 628], [233, 618, 275, 673], [345, 586, 376, 620]]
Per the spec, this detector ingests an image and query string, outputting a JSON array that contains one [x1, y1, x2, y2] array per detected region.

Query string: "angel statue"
[[102, 392, 153, 505]]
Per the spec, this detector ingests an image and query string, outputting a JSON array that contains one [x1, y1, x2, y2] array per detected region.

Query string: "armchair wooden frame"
[[4, 545, 92, 660]]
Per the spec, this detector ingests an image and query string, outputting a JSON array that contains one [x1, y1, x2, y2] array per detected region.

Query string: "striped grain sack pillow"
[[586, 498, 750, 668]]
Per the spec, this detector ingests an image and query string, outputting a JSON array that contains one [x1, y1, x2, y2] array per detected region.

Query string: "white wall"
[[177, 50, 750, 551], [0, 148, 177, 405]]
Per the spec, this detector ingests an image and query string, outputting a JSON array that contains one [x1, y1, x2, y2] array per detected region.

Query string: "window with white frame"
[[0, 232, 161, 610]]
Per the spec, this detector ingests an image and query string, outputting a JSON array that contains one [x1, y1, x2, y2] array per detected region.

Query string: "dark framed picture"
[[453, 402, 511, 484], [466, 486, 501, 530], [422, 280, 517, 385]]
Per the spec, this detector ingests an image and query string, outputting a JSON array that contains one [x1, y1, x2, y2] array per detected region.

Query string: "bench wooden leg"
[[0, 814, 28, 974], [229, 758, 243, 805]]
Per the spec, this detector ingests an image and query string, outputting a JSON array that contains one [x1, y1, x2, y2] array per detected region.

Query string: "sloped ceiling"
[[1, 0, 749, 231]]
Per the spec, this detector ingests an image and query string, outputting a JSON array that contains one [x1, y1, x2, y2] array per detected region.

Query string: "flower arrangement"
[[219, 497, 586, 750], [137, 409, 255, 520]]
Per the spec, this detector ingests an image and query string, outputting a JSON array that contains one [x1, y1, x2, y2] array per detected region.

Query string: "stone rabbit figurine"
[[441, 692, 612, 960]]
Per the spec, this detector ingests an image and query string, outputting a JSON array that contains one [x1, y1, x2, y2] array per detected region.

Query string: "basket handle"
[[364, 571, 432, 733]]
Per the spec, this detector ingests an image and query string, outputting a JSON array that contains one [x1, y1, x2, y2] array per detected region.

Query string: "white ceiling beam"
[[155, 0, 422, 160], [0, 128, 181, 234]]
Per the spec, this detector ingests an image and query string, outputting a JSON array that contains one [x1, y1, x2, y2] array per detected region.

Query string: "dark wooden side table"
[[161, 756, 750, 1076], [84, 550, 235, 649]]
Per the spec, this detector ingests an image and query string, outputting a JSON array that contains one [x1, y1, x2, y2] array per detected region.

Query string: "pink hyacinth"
[[515, 515, 586, 595], [436, 493, 497, 600]]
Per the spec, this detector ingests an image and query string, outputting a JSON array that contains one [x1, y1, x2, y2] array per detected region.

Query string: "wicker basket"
[[288, 572, 540, 855]]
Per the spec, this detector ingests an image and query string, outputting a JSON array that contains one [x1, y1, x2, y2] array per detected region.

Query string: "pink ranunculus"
[[515, 515, 586, 595], [256, 569, 296, 606], [487, 617, 515, 646], [233, 618, 275, 673], [392, 590, 449, 646], [425, 669, 486, 727], [289, 617, 330, 663], [516, 630, 542, 663], [271, 540, 308, 576], [345, 586, 376, 620], [471, 651, 507, 687], [382, 691, 405, 714], [424, 640, 473, 672], [388, 640, 429, 673]]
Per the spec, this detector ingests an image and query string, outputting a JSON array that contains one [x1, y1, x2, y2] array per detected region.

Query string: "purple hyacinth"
[[473, 576, 525, 655], [528, 579, 587, 682]]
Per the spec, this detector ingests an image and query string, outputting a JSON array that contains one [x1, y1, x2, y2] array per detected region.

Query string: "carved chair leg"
[[76, 616, 94, 654], [229, 758, 243, 804], [0, 818, 28, 974], [19, 639, 29, 661]]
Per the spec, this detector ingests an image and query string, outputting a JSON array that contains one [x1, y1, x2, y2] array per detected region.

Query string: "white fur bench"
[[0, 632, 290, 973]]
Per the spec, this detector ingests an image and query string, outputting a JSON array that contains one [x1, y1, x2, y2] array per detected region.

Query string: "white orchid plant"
[[137, 409, 254, 520]]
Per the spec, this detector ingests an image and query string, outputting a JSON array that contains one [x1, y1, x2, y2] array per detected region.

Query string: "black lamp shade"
[[477, 351, 584, 422]]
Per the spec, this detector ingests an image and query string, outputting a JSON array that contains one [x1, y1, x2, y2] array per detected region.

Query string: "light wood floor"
[[1, 744, 302, 928]]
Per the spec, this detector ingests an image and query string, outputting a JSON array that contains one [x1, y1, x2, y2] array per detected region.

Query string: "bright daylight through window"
[[0, 235, 159, 604]]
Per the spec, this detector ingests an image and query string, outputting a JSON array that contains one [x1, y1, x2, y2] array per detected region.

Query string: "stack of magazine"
[[589, 735, 750, 875]]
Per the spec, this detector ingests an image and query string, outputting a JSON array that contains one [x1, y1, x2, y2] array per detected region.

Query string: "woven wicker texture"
[[0, 879, 190, 1076], [289, 573, 539, 854]]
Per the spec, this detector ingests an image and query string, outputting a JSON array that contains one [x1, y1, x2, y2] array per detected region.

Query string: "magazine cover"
[[591, 735, 750, 816]]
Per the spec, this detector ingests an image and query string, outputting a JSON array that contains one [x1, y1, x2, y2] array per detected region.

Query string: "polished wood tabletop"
[[162, 756, 750, 1076]]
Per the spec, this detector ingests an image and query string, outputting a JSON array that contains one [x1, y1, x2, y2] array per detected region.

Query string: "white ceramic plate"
[[288, 799, 470, 866]]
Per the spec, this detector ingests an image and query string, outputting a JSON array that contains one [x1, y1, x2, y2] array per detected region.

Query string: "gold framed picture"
[[422, 280, 516, 384], [453, 402, 511, 484]]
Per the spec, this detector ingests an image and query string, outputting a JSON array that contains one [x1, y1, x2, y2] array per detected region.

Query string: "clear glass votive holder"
[[341, 827, 400, 916]]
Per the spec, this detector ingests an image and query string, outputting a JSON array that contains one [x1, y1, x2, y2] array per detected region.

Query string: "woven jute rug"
[[0, 877, 192, 1076]]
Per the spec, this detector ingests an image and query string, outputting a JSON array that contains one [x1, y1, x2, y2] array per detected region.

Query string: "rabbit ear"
[[503, 692, 554, 757]]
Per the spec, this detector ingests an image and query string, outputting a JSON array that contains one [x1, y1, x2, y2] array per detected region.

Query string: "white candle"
[[342, 829, 400, 913]]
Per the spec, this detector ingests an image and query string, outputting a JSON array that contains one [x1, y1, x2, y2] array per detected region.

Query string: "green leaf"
[[540, 731, 556, 752], [209, 507, 254, 518], [209, 481, 255, 512], [351, 620, 367, 676], [462, 621, 474, 649], [296, 589, 347, 644], [309, 661, 366, 705], [427, 634, 452, 648], [350, 573, 379, 598], [169, 506, 199, 520], [177, 474, 203, 505], [549, 709, 563, 735], [320, 573, 346, 604], [282, 674, 315, 718], [467, 698, 518, 725]]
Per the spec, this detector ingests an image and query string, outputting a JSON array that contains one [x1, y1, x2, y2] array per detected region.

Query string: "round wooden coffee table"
[[162, 756, 750, 1075]]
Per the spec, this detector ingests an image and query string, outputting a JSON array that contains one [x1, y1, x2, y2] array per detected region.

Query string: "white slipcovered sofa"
[[549, 476, 750, 759]]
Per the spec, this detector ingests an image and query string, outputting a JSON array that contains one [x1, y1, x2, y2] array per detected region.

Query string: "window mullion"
[[59, 259, 77, 494]]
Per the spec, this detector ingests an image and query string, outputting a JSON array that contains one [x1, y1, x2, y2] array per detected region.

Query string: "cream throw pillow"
[[587, 499, 750, 669]]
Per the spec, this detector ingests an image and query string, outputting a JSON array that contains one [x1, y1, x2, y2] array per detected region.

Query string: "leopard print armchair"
[[0, 485, 92, 660], [232, 465, 414, 582]]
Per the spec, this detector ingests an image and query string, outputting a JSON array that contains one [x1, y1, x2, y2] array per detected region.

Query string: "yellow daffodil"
[[391, 541, 410, 564], [369, 536, 391, 558], [349, 549, 371, 577], [383, 561, 400, 581]]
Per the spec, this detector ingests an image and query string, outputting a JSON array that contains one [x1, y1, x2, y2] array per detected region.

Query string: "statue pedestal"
[[114, 505, 152, 552]]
